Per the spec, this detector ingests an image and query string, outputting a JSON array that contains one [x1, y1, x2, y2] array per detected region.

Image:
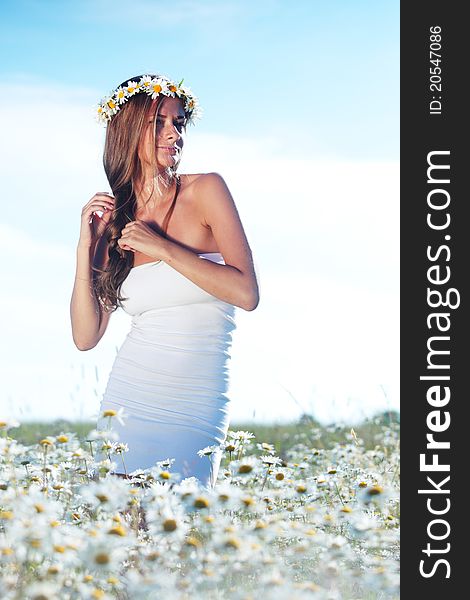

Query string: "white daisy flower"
[[233, 455, 260, 475], [139, 74, 154, 90], [114, 86, 127, 105], [175, 80, 189, 98], [184, 96, 195, 112], [228, 430, 256, 442], [78, 477, 130, 512], [100, 406, 128, 427], [166, 79, 178, 97], [98, 110, 111, 125], [104, 95, 119, 118], [113, 442, 129, 454], [95, 104, 112, 125], [197, 443, 222, 458], [81, 537, 129, 575], [190, 102, 203, 122], [260, 455, 283, 466], [148, 77, 170, 100], [257, 442, 276, 454], [87, 428, 118, 442], [155, 457, 175, 469], [125, 80, 139, 96], [0, 418, 20, 430]]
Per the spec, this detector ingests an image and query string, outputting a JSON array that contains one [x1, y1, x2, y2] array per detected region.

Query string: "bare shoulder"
[[180, 173, 206, 184], [181, 172, 230, 193], [189, 172, 235, 223], [191, 172, 229, 190]]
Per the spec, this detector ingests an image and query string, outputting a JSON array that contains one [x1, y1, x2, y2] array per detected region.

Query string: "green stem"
[[261, 468, 269, 491], [334, 481, 346, 507], [120, 453, 128, 477]]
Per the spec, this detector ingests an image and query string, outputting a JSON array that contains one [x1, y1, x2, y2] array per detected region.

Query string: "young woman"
[[70, 74, 259, 490]]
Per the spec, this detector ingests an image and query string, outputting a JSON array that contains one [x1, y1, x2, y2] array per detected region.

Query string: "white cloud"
[[0, 82, 399, 425]]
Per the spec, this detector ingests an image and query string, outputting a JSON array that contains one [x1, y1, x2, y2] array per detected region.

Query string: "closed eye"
[[153, 118, 186, 126]]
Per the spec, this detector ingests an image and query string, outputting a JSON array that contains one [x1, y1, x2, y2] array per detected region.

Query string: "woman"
[[70, 74, 259, 490]]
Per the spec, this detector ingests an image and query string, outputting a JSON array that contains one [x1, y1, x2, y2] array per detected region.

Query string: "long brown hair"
[[92, 74, 188, 312]]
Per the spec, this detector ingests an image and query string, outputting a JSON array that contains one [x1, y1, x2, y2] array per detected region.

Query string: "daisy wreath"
[[95, 74, 203, 126]]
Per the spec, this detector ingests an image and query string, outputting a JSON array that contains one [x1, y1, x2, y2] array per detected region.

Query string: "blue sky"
[[1, 0, 398, 158], [0, 0, 399, 425]]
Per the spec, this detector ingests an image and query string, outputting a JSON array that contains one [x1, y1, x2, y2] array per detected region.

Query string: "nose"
[[159, 121, 181, 144]]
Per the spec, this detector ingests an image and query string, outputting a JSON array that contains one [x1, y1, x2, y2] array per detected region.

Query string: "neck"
[[135, 168, 177, 212], [137, 167, 174, 195]]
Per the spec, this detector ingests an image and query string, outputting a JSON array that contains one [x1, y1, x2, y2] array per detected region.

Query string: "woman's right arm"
[[70, 192, 115, 351]]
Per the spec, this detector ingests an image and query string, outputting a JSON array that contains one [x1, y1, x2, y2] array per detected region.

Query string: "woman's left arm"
[[161, 172, 259, 311]]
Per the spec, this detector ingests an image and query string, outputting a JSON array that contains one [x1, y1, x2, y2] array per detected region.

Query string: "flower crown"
[[94, 74, 203, 126]]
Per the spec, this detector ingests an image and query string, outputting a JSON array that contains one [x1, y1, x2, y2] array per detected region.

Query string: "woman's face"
[[139, 96, 186, 171]]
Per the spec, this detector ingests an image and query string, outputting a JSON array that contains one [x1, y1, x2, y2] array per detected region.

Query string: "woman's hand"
[[79, 192, 115, 247], [118, 220, 169, 260]]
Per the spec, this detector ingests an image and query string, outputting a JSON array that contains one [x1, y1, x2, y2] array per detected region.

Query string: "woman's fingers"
[[83, 202, 114, 218], [117, 237, 134, 252], [85, 194, 115, 210]]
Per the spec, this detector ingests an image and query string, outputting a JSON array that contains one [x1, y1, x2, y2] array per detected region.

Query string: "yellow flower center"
[[194, 497, 210, 509], [95, 552, 110, 564], [163, 518, 177, 532], [185, 536, 201, 547], [153, 84, 162, 94], [108, 525, 126, 536]]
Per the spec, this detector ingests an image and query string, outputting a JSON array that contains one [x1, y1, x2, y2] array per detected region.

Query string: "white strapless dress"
[[95, 252, 237, 489]]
